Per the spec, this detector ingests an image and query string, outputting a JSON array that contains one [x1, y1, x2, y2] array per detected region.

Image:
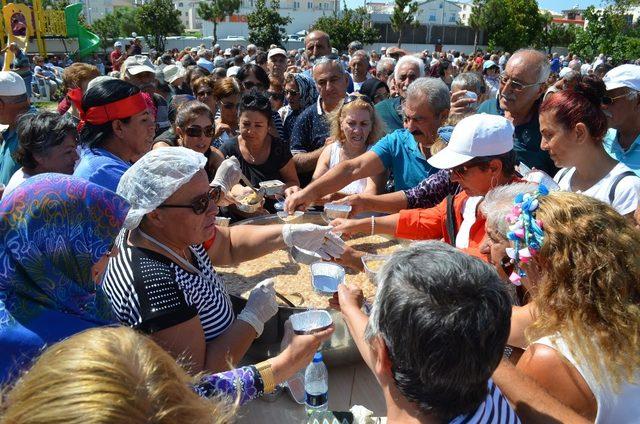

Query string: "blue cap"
[[483, 60, 498, 70], [312, 352, 323, 363]]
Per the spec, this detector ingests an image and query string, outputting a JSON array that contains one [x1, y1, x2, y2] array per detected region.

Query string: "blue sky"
[[345, 0, 603, 13]]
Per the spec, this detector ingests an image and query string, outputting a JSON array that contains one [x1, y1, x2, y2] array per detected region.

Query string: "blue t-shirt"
[[0, 128, 19, 186], [370, 128, 437, 191], [73, 147, 131, 192], [603, 128, 640, 176]]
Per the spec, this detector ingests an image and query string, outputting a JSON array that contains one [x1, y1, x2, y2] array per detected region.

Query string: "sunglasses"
[[343, 94, 373, 106], [220, 101, 239, 110], [601, 91, 635, 105], [197, 89, 213, 97], [184, 125, 215, 137], [284, 89, 300, 96], [158, 186, 222, 215], [267, 91, 285, 101], [499, 73, 543, 91], [242, 94, 270, 109], [447, 160, 489, 178], [242, 81, 265, 91]]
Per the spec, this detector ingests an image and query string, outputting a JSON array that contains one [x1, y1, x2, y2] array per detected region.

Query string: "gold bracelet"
[[255, 360, 275, 393]]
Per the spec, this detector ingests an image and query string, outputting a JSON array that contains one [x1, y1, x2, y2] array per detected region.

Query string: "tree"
[[135, 0, 184, 52], [197, 0, 241, 44], [534, 12, 576, 53], [90, 8, 139, 50], [311, 3, 379, 52], [468, 0, 546, 52], [568, 5, 639, 63], [246, 0, 291, 48], [389, 0, 419, 47]]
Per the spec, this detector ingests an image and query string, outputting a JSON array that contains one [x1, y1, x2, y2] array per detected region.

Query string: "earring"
[[490, 175, 498, 189]]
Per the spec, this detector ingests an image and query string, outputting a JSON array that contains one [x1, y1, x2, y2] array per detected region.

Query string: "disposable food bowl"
[[361, 254, 389, 284], [290, 309, 333, 335], [310, 262, 345, 294]]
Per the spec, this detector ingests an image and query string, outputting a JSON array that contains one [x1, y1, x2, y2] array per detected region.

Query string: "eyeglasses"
[[343, 94, 373, 106], [184, 125, 215, 137], [499, 73, 543, 91], [447, 160, 489, 178], [197, 89, 213, 97], [242, 81, 265, 91], [242, 93, 270, 109], [601, 91, 636, 105], [158, 186, 222, 215], [220, 101, 239, 110], [267, 91, 285, 101], [284, 89, 300, 96]]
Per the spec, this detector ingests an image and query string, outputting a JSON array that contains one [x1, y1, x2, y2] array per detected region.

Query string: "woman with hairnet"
[[102, 147, 344, 373]]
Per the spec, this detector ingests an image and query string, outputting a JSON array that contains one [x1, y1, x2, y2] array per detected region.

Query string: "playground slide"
[[65, 3, 99, 59]]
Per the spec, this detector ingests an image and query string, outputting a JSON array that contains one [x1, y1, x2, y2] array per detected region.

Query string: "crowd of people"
[[0, 30, 639, 423]]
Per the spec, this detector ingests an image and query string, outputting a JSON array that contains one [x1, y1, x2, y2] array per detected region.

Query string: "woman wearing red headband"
[[74, 78, 156, 192]]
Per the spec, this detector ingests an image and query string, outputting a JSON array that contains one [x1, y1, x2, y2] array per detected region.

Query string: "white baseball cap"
[[558, 67, 572, 78], [163, 64, 185, 84], [267, 48, 286, 60], [123, 55, 155, 75], [0, 71, 26, 96], [114, 41, 123, 48], [427, 114, 514, 169], [603, 64, 640, 92]]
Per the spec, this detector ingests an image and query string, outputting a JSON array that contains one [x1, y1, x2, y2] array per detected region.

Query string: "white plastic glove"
[[282, 224, 346, 260], [237, 278, 278, 337], [210, 156, 242, 194]]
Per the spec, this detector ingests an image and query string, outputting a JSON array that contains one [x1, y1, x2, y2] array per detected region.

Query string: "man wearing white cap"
[[267, 48, 287, 84], [245, 44, 257, 64], [0, 71, 32, 188], [110, 41, 126, 72], [162, 64, 186, 94], [602, 64, 640, 176], [329, 113, 520, 259]]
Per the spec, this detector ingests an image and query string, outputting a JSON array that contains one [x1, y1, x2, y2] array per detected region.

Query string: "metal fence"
[[372, 23, 487, 47]]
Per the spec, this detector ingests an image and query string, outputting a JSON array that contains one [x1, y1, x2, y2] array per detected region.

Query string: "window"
[[449, 15, 456, 22], [439, 2, 442, 8], [178, 2, 183, 6], [429, 14, 436, 21], [307, 1, 312, 8]]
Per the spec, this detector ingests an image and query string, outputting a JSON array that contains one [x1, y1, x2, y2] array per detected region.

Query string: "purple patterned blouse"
[[403, 169, 460, 209], [192, 365, 264, 405]]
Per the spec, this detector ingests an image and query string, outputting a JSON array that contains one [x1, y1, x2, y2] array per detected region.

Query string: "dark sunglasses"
[[242, 93, 270, 109], [601, 92, 633, 105], [343, 94, 373, 106], [242, 81, 265, 91], [447, 160, 489, 178], [267, 91, 285, 101], [158, 186, 222, 215], [284, 89, 300, 96], [184, 125, 215, 137], [197, 89, 213, 97]]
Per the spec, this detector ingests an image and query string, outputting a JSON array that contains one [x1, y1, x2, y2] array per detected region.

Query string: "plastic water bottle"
[[304, 352, 328, 414]]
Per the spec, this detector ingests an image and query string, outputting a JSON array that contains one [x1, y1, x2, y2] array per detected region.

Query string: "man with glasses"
[[477, 49, 557, 176], [290, 57, 349, 186], [0, 71, 33, 191], [601, 64, 640, 176], [374, 55, 425, 132]]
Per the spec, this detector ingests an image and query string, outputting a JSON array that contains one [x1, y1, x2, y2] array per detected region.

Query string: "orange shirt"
[[394, 190, 486, 259]]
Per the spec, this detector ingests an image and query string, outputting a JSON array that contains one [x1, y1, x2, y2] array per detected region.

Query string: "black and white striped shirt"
[[103, 233, 234, 341], [450, 379, 520, 424]]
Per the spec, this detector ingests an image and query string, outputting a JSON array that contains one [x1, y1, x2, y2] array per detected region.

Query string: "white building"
[[201, 0, 338, 38], [78, 0, 135, 24], [174, 0, 203, 30], [366, 0, 471, 26]]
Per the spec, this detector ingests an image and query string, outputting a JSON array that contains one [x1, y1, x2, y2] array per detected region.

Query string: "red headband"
[[78, 93, 148, 131]]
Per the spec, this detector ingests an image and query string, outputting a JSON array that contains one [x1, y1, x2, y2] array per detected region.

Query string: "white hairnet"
[[117, 147, 207, 230]]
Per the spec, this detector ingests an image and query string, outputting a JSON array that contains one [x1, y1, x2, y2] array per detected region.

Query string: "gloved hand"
[[282, 224, 346, 260], [237, 278, 278, 337], [210, 156, 242, 194]]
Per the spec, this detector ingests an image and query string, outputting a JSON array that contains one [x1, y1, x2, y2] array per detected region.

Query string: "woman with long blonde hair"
[[501, 189, 640, 422]]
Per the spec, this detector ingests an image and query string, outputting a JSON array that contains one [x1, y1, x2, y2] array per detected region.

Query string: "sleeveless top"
[[328, 142, 369, 195]]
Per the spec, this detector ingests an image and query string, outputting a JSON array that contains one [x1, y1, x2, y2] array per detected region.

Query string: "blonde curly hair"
[[1, 327, 235, 424], [527, 191, 640, 389], [328, 96, 385, 148]]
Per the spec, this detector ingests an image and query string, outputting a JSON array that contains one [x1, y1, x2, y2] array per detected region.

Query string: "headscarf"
[[294, 73, 318, 110], [359, 78, 389, 101], [0, 174, 129, 381]]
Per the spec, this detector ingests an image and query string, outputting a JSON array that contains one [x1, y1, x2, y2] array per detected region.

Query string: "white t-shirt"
[[554, 162, 640, 215], [4, 168, 30, 196], [535, 334, 640, 424]]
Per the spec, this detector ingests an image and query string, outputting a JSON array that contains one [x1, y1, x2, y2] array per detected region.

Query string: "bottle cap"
[[312, 351, 323, 363]]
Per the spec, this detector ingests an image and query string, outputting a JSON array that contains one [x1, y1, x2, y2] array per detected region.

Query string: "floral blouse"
[[192, 365, 265, 405], [404, 169, 460, 209]]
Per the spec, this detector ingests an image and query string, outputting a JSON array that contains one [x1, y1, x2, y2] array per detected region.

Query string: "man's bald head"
[[305, 30, 331, 59]]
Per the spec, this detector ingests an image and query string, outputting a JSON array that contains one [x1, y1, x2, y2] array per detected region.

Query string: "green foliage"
[[90, 8, 138, 50], [534, 12, 576, 53], [41, 0, 70, 10], [389, 0, 419, 47], [135, 0, 184, 52], [569, 5, 639, 63], [197, 0, 241, 43], [311, 3, 379, 52], [247, 0, 291, 48], [469, 0, 547, 52]]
